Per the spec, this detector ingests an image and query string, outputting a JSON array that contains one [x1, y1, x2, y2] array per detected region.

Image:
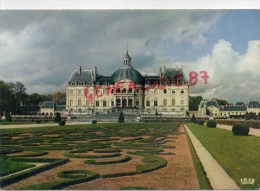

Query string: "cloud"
[[0, 10, 259, 103], [165, 39, 260, 102]]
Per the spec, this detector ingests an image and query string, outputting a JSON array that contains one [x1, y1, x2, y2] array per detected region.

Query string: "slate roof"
[[68, 69, 93, 85], [38, 101, 55, 109], [206, 100, 219, 108], [161, 68, 188, 85], [220, 105, 247, 111], [111, 67, 144, 84], [96, 76, 112, 85], [236, 102, 245, 106], [144, 76, 160, 85], [248, 101, 260, 108]]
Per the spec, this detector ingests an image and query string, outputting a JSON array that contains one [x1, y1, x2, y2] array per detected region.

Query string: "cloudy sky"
[[0, 10, 259, 103]]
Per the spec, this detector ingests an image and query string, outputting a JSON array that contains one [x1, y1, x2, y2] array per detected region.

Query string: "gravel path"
[[185, 124, 240, 190]]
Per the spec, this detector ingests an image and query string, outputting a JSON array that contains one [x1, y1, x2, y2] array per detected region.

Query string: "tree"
[[215, 98, 229, 106], [118, 111, 125, 123], [189, 96, 203, 111], [26, 93, 44, 105], [191, 113, 196, 123], [0, 81, 16, 115], [52, 92, 66, 105], [10, 81, 27, 108]]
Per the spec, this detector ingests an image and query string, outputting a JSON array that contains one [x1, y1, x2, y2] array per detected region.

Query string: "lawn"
[[186, 123, 260, 189], [0, 157, 35, 177], [0, 122, 198, 190]]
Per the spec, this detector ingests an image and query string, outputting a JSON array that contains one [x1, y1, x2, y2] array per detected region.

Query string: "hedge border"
[[0, 158, 69, 187], [85, 155, 131, 165], [102, 152, 167, 178], [64, 151, 121, 159], [21, 171, 100, 190]]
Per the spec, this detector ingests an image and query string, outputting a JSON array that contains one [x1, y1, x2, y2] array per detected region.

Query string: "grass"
[[186, 123, 260, 190], [0, 157, 35, 177], [185, 130, 211, 189]]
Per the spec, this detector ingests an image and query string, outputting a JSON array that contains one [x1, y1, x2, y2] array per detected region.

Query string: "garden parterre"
[[0, 122, 198, 190]]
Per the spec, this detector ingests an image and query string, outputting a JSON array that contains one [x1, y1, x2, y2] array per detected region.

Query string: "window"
[[111, 89, 114, 94], [163, 89, 167, 94], [154, 99, 158, 107], [111, 100, 114, 106], [123, 88, 126, 93], [154, 89, 158, 94], [69, 100, 73, 107], [146, 99, 150, 107], [129, 99, 133, 106], [136, 99, 140, 106], [116, 88, 120, 93], [103, 100, 107, 107], [181, 89, 184, 94], [86, 100, 90, 106], [163, 99, 167, 107], [96, 100, 99, 107], [78, 99, 82, 107], [78, 90, 81, 95], [136, 89, 139, 93], [116, 99, 121, 106], [172, 99, 175, 106], [129, 88, 132, 93], [172, 89, 175, 94], [180, 100, 184, 106]]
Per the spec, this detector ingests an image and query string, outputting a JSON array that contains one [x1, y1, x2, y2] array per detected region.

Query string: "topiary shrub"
[[92, 120, 97, 124], [207, 120, 216, 128], [54, 113, 62, 123], [191, 113, 196, 123], [35, 120, 41, 124], [4, 111, 12, 122], [59, 120, 65, 126], [232, 124, 250, 136], [118, 111, 125, 123], [197, 120, 204, 125]]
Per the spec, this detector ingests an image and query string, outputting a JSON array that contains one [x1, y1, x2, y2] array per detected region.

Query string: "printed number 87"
[[189, 71, 209, 86]]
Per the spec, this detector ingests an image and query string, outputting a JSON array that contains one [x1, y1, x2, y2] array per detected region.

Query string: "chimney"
[[78, 66, 82, 75]]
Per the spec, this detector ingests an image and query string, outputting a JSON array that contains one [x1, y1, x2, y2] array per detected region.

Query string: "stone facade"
[[66, 52, 189, 117], [198, 99, 250, 118]]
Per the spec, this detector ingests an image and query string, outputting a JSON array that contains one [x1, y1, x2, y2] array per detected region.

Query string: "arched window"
[[128, 99, 133, 107]]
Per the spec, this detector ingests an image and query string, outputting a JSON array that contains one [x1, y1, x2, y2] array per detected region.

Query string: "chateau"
[[66, 51, 189, 117], [198, 99, 260, 118]]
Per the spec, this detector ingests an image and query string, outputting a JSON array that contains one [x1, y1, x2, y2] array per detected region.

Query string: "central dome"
[[111, 67, 144, 84], [111, 51, 144, 84]]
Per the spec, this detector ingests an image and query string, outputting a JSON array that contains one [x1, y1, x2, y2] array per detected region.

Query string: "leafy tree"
[[52, 92, 66, 105], [0, 81, 16, 114], [189, 96, 203, 111], [10, 81, 27, 108], [118, 111, 125, 123], [25, 93, 44, 105]]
